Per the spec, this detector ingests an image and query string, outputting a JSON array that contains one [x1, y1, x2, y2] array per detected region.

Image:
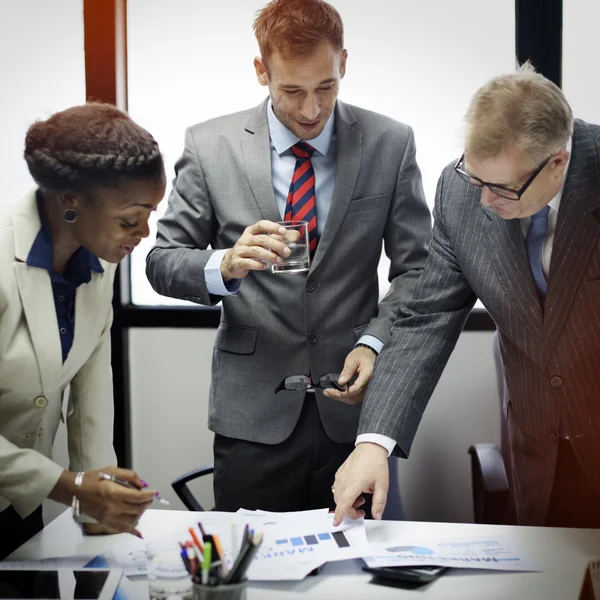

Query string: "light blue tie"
[[526, 205, 551, 298]]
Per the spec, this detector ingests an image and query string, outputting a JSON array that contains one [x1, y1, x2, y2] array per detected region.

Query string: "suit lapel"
[[13, 194, 62, 393], [481, 205, 545, 342], [310, 101, 362, 273], [543, 121, 600, 359], [242, 99, 281, 223]]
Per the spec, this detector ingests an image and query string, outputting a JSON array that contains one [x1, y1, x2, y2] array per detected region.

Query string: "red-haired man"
[[147, 0, 431, 513]]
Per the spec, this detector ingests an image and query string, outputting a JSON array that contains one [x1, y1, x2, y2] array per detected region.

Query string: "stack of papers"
[[0, 510, 542, 581]]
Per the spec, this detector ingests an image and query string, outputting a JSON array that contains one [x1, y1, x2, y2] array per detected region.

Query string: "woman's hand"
[[50, 467, 155, 537], [81, 523, 122, 536]]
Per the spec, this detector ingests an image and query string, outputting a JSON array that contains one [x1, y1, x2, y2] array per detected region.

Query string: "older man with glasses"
[[333, 62, 600, 529]]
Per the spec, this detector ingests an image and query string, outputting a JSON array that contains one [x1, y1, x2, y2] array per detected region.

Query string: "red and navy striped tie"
[[284, 142, 318, 255]]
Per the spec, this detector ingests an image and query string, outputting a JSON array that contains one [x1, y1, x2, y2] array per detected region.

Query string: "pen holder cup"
[[192, 580, 248, 600]]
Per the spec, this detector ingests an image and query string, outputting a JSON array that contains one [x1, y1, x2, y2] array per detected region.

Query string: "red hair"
[[253, 0, 344, 64]]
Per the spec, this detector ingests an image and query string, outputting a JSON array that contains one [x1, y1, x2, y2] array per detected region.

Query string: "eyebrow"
[[464, 161, 520, 189], [123, 203, 155, 209], [279, 78, 337, 90]]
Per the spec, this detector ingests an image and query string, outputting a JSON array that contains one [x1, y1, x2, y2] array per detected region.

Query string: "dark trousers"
[[546, 439, 600, 528], [0, 505, 43, 560], [214, 394, 371, 515]]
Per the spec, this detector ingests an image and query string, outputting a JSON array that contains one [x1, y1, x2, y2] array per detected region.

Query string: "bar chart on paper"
[[275, 531, 351, 548]]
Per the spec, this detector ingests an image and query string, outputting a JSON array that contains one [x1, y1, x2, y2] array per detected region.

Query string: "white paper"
[[364, 535, 543, 572], [118, 508, 371, 581]]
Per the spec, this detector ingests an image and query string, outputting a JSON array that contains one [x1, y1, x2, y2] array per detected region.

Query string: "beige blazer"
[[0, 192, 117, 517]]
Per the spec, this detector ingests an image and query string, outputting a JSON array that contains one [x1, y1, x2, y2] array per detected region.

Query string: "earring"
[[63, 209, 78, 223]]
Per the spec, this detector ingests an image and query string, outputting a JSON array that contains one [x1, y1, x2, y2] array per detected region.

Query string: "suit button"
[[549, 431, 558, 442], [307, 332, 318, 344], [550, 376, 563, 388], [306, 280, 317, 292], [34, 396, 48, 408]]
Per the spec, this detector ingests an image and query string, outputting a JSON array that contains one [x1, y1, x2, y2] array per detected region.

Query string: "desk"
[[7, 509, 600, 599]]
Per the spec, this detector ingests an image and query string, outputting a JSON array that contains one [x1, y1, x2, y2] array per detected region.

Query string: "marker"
[[202, 542, 212, 585]]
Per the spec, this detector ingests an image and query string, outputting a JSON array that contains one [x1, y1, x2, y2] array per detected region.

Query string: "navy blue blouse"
[[26, 192, 103, 363]]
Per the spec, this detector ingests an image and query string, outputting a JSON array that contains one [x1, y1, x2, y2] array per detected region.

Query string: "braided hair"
[[24, 103, 164, 194]]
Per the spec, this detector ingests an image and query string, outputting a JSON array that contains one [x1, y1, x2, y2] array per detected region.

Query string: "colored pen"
[[98, 472, 170, 504], [212, 534, 229, 576], [186, 541, 198, 580], [202, 542, 212, 585], [227, 532, 262, 584], [180, 543, 191, 574], [197, 521, 207, 537], [189, 527, 204, 553]]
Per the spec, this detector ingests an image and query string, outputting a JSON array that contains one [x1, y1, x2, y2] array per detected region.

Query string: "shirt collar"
[[266, 98, 335, 157], [27, 190, 103, 286], [548, 135, 572, 213]]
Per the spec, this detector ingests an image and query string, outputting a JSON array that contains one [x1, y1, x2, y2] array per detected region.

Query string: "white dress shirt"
[[357, 139, 572, 455]]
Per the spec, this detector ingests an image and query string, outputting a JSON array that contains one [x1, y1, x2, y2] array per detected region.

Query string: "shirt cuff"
[[356, 434, 396, 457], [205, 249, 242, 296], [355, 335, 383, 355]]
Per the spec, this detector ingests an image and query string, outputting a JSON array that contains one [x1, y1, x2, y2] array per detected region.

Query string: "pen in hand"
[[97, 472, 170, 504]]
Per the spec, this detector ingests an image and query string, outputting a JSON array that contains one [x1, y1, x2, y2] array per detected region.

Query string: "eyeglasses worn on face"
[[454, 153, 553, 201], [274, 374, 346, 394]]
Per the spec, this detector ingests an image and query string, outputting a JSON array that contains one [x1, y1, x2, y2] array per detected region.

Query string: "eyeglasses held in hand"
[[274, 374, 346, 394]]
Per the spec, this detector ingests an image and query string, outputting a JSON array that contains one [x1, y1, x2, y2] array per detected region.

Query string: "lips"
[[121, 242, 139, 254]]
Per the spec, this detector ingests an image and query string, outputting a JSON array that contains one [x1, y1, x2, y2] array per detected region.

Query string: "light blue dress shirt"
[[204, 100, 382, 354]]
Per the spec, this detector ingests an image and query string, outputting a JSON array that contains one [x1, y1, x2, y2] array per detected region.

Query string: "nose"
[[137, 218, 151, 239], [480, 186, 498, 207], [299, 94, 320, 122]]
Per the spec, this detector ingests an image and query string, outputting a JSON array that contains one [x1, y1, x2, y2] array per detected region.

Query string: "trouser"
[[546, 439, 600, 528], [214, 393, 371, 516], [0, 505, 43, 560]]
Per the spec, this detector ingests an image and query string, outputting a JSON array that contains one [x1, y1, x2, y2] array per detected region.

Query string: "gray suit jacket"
[[359, 119, 600, 525], [146, 99, 431, 444]]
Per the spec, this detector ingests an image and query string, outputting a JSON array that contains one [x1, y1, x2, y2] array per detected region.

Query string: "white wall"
[[563, 0, 600, 124], [0, 0, 86, 207], [0, 0, 86, 524], [129, 328, 499, 523]]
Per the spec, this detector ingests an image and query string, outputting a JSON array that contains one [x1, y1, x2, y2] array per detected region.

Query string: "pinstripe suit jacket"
[[359, 119, 600, 525]]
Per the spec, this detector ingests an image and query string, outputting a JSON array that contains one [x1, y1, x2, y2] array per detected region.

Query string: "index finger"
[[109, 484, 156, 505], [333, 487, 361, 526], [247, 220, 286, 236], [107, 467, 144, 489]]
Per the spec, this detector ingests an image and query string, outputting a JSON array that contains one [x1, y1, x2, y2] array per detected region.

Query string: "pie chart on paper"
[[385, 545, 434, 555]]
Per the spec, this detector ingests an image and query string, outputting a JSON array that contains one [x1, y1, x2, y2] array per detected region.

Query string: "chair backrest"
[[171, 466, 214, 511]]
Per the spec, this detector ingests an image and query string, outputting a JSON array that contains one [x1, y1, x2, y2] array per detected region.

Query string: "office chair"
[[467, 330, 513, 525], [172, 459, 405, 519], [172, 465, 214, 511]]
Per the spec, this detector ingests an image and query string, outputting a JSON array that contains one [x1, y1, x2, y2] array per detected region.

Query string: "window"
[[127, 0, 515, 306], [563, 0, 600, 124]]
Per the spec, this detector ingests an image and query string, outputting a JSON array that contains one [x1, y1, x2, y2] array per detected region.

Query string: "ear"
[[254, 56, 269, 87], [551, 148, 570, 176], [57, 190, 81, 209], [339, 49, 348, 79]]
